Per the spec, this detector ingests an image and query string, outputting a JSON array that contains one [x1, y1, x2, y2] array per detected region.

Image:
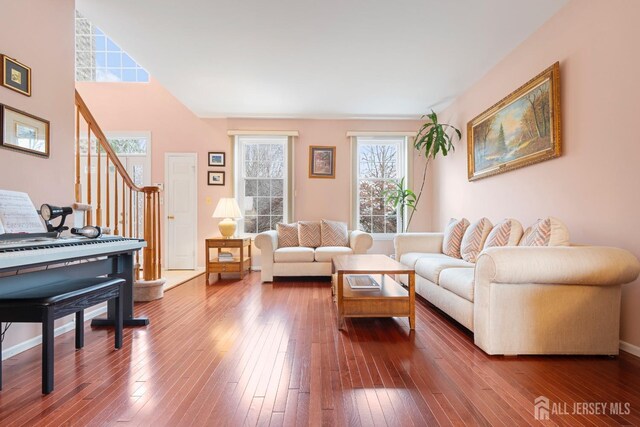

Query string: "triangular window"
[[75, 11, 149, 83]]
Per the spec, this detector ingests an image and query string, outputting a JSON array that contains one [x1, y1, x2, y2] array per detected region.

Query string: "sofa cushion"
[[298, 221, 322, 248], [439, 268, 475, 302], [315, 246, 353, 262], [442, 218, 470, 258], [320, 219, 348, 247], [399, 252, 445, 269], [277, 222, 299, 248], [519, 217, 570, 247], [484, 218, 524, 249], [461, 218, 493, 263], [274, 247, 315, 263], [415, 255, 474, 284]]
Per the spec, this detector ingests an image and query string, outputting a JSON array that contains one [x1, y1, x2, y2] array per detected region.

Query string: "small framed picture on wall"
[[208, 171, 225, 186], [208, 152, 225, 167], [1, 55, 31, 97], [309, 146, 336, 178]]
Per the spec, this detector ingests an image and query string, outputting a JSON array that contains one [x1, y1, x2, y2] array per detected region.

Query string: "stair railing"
[[74, 90, 161, 281]]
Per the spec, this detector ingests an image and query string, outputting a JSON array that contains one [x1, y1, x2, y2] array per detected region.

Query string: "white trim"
[[620, 340, 640, 358], [2, 306, 108, 361], [227, 130, 299, 137], [204, 113, 423, 120], [164, 152, 198, 270], [346, 131, 417, 137]]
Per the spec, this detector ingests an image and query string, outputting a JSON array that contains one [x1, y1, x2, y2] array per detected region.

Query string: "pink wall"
[[432, 0, 640, 348], [0, 0, 76, 350], [77, 80, 424, 265]]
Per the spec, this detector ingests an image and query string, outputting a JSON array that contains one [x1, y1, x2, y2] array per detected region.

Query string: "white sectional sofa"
[[395, 232, 640, 355], [255, 230, 372, 282]]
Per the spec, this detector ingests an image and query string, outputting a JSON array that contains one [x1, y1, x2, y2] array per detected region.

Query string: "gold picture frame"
[[0, 104, 49, 158], [309, 145, 336, 179], [1, 55, 31, 97], [467, 62, 561, 181]]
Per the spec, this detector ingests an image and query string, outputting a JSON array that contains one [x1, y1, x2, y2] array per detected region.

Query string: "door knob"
[[167, 215, 175, 220]]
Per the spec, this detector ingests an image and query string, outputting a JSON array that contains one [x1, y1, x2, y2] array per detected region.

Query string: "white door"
[[165, 153, 197, 269]]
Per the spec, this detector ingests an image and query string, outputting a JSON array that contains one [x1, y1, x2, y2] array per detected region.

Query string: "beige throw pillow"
[[460, 218, 493, 263], [276, 222, 299, 247], [483, 218, 524, 249], [298, 221, 322, 248], [519, 217, 570, 247], [320, 219, 348, 247], [442, 218, 470, 259]]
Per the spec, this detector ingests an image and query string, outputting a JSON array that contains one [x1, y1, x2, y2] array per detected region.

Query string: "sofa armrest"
[[349, 230, 373, 254], [255, 230, 278, 253], [393, 232, 444, 260], [254, 230, 278, 282], [476, 246, 640, 286]]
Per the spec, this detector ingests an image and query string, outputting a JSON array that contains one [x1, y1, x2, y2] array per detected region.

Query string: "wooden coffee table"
[[332, 254, 415, 330]]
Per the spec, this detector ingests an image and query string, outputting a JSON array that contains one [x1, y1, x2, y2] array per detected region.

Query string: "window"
[[354, 136, 408, 235], [235, 135, 289, 234], [75, 11, 149, 82]]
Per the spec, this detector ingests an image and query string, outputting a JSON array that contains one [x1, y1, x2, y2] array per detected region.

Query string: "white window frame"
[[352, 135, 410, 239], [234, 135, 290, 236]]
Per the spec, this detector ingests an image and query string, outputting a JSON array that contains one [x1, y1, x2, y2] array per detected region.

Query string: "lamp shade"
[[212, 198, 242, 219]]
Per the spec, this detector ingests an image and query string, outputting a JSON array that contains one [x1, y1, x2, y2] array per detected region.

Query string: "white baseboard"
[[620, 340, 640, 358], [2, 306, 108, 361], [251, 266, 261, 271]]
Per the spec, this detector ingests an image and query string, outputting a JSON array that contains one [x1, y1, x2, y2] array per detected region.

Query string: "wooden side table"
[[205, 237, 252, 284]]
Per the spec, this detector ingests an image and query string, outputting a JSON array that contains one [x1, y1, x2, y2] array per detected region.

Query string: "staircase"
[[74, 90, 162, 282]]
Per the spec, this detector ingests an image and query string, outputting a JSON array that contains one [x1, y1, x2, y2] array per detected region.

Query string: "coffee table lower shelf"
[[333, 273, 415, 330]]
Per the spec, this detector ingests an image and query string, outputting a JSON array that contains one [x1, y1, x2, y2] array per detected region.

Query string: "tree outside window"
[[356, 137, 407, 234]]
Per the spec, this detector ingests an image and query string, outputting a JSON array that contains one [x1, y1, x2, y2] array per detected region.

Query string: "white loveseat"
[[395, 232, 640, 355], [255, 230, 373, 282]]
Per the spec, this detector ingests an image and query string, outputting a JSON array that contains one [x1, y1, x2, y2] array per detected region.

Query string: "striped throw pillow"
[[460, 218, 493, 263], [320, 219, 348, 247], [483, 218, 524, 249], [442, 218, 470, 259], [298, 221, 322, 248], [276, 222, 299, 248], [519, 217, 570, 247]]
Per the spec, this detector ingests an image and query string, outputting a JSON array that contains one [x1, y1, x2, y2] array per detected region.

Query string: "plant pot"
[[134, 278, 166, 302]]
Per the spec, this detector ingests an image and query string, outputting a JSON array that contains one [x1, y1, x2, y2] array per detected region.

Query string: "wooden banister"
[[75, 91, 143, 192], [75, 90, 161, 281]]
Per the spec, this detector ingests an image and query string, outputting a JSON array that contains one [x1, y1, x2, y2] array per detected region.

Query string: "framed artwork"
[[0, 104, 49, 157], [467, 62, 561, 181], [1, 55, 31, 96], [208, 171, 225, 186], [208, 151, 225, 167], [309, 145, 336, 179]]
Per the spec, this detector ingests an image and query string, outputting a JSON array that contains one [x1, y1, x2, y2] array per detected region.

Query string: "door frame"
[[164, 152, 198, 270]]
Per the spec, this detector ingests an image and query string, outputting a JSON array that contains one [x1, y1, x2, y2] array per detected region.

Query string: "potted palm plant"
[[385, 110, 462, 232]]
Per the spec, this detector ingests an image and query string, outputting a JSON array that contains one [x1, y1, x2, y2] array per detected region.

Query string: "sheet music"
[[0, 190, 46, 234]]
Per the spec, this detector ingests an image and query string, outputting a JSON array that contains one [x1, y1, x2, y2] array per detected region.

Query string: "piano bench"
[[0, 277, 125, 394]]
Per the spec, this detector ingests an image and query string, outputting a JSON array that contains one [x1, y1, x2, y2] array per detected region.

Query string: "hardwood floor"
[[1, 272, 640, 426]]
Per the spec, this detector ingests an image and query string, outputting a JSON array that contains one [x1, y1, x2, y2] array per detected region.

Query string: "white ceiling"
[[77, 0, 567, 119]]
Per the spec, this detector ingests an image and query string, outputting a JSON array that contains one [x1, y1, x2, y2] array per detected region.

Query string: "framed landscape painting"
[[467, 62, 561, 181]]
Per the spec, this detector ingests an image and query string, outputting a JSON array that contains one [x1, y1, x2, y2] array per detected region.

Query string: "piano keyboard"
[[0, 236, 146, 270]]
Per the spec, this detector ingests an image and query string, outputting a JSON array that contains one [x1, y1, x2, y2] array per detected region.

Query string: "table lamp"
[[212, 198, 242, 238]]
